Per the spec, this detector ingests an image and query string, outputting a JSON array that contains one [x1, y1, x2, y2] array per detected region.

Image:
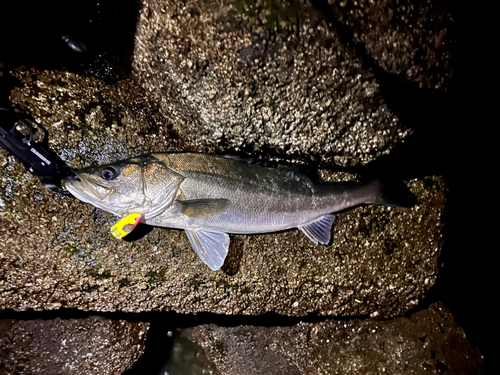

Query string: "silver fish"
[[62, 153, 414, 270]]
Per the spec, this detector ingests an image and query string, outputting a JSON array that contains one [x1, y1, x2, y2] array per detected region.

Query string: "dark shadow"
[[310, 0, 489, 369], [221, 235, 245, 275], [307, 0, 460, 181], [122, 223, 156, 242], [0, 0, 139, 82], [122, 315, 173, 375]]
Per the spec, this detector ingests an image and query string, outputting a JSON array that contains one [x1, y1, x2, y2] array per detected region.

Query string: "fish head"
[[62, 155, 184, 218], [62, 159, 145, 216]]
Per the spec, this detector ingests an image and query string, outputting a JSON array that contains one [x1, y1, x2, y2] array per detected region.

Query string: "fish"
[[62, 153, 415, 271], [61, 35, 88, 53]]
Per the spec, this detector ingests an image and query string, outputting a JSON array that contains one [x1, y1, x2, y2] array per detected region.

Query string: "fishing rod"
[[0, 107, 76, 195], [0, 107, 143, 239]]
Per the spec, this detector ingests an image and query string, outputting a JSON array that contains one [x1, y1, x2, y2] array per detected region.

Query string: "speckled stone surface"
[[0, 124, 446, 316], [177, 302, 483, 375], [327, 0, 458, 90], [0, 316, 148, 375], [0, 0, 449, 317], [9, 69, 173, 167], [133, 0, 412, 166]]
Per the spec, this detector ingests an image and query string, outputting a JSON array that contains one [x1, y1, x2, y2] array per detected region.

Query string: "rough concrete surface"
[[1, 0, 449, 318], [175, 302, 483, 375], [0, 316, 148, 375], [0, 0, 473, 373], [8, 69, 173, 168], [327, 0, 458, 90], [0, 120, 446, 316], [133, 0, 412, 166]]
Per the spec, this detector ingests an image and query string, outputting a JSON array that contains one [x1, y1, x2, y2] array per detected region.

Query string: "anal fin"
[[185, 228, 230, 271], [299, 214, 336, 245]]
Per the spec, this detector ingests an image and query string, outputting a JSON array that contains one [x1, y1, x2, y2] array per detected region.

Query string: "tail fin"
[[369, 179, 416, 208]]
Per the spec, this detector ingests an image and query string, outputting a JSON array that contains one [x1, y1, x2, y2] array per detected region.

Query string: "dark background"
[[0, 0, 489, 373]]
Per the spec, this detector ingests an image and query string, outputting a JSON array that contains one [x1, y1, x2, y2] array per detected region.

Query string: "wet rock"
[[0, 0, 447, 317], [0, 129, 446, 317], [133, 0, 411, 166], [0, 316, 148, 375], [327, 0, 458, 90], [175, 302, 483, 375], [9, 68, 175, 167]]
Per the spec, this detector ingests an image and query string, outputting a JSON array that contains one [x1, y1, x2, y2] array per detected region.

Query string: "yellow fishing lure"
[[110, 213, 142, 239]]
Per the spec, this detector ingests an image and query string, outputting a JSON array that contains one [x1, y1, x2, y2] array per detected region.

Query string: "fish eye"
[[101, 168, 116, 180]]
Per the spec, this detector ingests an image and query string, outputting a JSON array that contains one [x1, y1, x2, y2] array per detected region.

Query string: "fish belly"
[[149, 188, 321, 234]]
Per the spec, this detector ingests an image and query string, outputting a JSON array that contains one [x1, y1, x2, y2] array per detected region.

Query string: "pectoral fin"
[[299, 214, 336, 245], [178, 199, 230, 219], [185, 228, 230, 271]]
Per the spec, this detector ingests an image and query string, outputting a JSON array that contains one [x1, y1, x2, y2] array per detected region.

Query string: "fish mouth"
[[63, 174, 112, 202]]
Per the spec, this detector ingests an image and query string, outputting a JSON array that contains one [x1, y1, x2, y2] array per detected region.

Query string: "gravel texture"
[[133, 0, 412, 166], [1, 0, 448, 318], [0, 316, 148, 375], [0, 132, 445, 316], [327, 0, 458, 90], [174, 302, 483, 375]]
